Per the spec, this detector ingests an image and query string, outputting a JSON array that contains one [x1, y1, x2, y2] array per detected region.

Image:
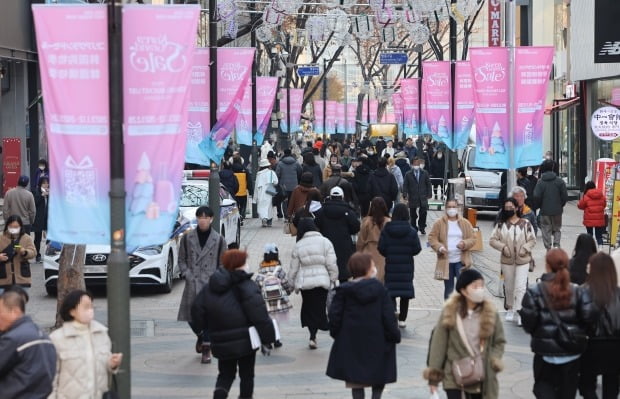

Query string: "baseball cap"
[[330, 186, 344, 198]]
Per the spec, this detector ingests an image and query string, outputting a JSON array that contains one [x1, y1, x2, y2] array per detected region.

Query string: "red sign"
[[2, 138, 21, 196], [488, 0, 502, 47]]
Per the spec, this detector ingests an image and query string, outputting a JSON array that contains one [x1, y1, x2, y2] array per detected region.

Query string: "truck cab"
[[461, 145, 505, 210]]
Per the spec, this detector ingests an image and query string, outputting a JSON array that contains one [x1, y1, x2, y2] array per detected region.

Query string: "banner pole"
[[208, 0, 220, 232], [447, 0, 458, 185], [250, 29, 258, 219], [507, 0, 517, 192], [107, 0, 131, 397]]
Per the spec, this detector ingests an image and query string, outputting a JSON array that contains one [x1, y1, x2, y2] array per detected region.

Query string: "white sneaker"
[[505, 310, 514, 322], [398, 321, 406, 329], [516, 314, 522, 326], [308, 339, 317, 350]]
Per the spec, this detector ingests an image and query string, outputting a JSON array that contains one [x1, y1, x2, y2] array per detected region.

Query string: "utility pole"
[[107, 0, 130, 397], [446, 0, 458, 184], [250, 30, 258, 219], [416, 51, 424, 155], [506, 0, 517, 192], [323, 57, 327, 140], [208, 0, 220, 232]]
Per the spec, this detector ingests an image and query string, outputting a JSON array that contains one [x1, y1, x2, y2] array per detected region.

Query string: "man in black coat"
[[351, 156, 373, 217], [402, 157, 432, 234], [368, 157, 399, 212], [0, 291, 56, 399], [316, 186, 361, 282]]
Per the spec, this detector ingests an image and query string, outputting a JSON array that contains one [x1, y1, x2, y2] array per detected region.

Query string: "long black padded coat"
[[378, 220, 422, 299], [326, 278, 401, 385], [191, 267, 275, 360]]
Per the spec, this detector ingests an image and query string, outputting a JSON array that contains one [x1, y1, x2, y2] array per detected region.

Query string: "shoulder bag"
[[265, 171, 278, 196], [451, 315, 485, 388], [539, 283, 587, 353]]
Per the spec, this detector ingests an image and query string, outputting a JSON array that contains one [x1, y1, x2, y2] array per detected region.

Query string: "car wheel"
[[235, 219, 241, 246], [46, 285, 57, 297], [159, 251, 174, 294]]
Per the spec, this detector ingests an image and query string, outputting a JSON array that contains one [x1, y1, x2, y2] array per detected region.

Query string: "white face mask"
[[7, 227, 20, 235], [39, 166, 45, 171], [446, 208, 458, 217], [412, 165, 420, 170], [545, 155, 552, 160], [467, 287, 485, 303], [420, 163, 425, 169], [527, 168, 533, 176], [437, 154, 443, 159], [367, 151, 374, 155]]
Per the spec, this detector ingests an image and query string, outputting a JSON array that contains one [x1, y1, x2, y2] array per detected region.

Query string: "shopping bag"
[[471, 227, 483, 251]]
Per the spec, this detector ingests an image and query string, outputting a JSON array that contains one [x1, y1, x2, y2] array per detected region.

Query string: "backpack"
[[261, 267, 285, 302]]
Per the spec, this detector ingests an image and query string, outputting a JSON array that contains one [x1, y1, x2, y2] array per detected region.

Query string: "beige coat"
[[2, 186, 36, 225], [356, 216, 390, 283], [0, 232, 37, 288], [427, 216, 476, 280], [489, 218, 536, 266], [49, 320, 113, 399]]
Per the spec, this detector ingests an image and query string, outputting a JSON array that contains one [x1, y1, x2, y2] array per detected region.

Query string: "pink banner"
[[612, 88, 620, 106], [336, 103, 346, 133], [346, 103, 357, 134], [514, 47, 553, 168], [236, 77, 278, 145], [362, 99, 379, 124], [253, 78, 279, 145], [400, 78, 419, 136], [454, 61, 475, 150], [123, 5, 199, 248], [392, 93, 404, 132], [280, 88, 304, 133], [33, 5, 110, 244], [326, 100, 337, 134], [423, 61, 452, 147], [470, 47, 510, 169], [313, 100, 324, 134], [186, 48, 210, 165], [200, 48, 255, 163]]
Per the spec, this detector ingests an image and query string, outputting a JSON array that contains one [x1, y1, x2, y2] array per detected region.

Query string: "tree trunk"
[[55, 244, 86, 328]]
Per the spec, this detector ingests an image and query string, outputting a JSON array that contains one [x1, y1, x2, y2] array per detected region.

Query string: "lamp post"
[[208, 0, 220, 232], [322, 57, 327, 140], [250, 27, 258, 218]]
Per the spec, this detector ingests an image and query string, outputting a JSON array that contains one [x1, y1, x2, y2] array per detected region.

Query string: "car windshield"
[[466, 148, 504, 172], [180, 184, 209, 207]]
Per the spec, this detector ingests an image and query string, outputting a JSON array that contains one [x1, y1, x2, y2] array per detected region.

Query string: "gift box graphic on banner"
[[186, 48, 211, 166], [313, 100, 324, 134], [454, 61, 475, 150]]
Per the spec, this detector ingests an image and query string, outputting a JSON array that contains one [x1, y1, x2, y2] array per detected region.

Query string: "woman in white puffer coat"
[[288, 217, 339, 350]]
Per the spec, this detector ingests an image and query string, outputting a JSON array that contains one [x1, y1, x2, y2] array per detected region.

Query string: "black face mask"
[[504, 210, 515, 218]]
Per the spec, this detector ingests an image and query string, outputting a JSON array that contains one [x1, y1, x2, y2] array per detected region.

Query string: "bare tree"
[[55, 244, 86, 328]]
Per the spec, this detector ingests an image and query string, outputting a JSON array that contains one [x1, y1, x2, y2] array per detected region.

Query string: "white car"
[[461, 145, 506, 210], [180, 170, 241, 248], [43, 217, 190, 297]]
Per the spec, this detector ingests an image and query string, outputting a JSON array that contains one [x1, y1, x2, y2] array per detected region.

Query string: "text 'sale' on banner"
[[470, 47, 510, 170], [186, 48, 210, 166], [454, 61, 475, 150], [236, 77, 278, 146], [279, 88, 305, 134], [423, 61, 452, 149], [123, 5, 199, 249], [400, 79, 419, 136], [33, 5, 110, 244], [514, 47, 553, 169], [199, 48, 256, 164]]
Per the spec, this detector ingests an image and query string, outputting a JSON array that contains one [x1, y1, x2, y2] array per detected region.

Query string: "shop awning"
[[544, 97, 581, 115]]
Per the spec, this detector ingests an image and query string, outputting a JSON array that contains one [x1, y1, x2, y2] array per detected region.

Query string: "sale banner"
[[199, 47, 255, 164], [253, 86, 277, 145], [236, 77, 278, 145], [313, 100, 324, 134], [362, 99, 379, 124], [280, 88, 304, 134], [123, 5, 199, 248], [454, 61, 475, 150], [336, 102, 346, 133], [346, 103, 357, 134], [470, 47, 510, 169], [401, 78, 419, 136], [423, 61, 452, 148], [186, 48, 210, 165], [326, 100, 337, 134], [514, 47, 553, 168], [392, 93, 404, 133], [33, 5, 110, 244]]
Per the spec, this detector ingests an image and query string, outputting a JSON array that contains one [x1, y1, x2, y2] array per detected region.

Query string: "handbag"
[[265, 172, 278, 196], [102, 375, 120, 399], [283, 220, 297, 236], [470, 228, 483, 252], [540, 283, 587, 353], [451, 353, 485, 387]]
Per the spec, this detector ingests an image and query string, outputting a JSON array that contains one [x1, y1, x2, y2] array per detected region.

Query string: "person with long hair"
[[569, 233, 598, 285], [288, 218, 339, 349], [326, 253, 400, 399], [424, 269, 506, 399], [579, 252, 620, 399], [490, 198, 536, 325], [378, 204, 422, 328], [287, 172, 316, 220], [302, 152, 323, 189], [520, 248, 596, 399], [577, 181, 607, 246], [357, 197, 390, 283], [292, 188, 323, 229], [0, 215, 36, 293]]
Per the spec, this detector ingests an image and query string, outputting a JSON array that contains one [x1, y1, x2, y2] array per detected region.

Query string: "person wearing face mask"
[[177, 206, 227, 364], [430, 150, 446, 190], [428, 199, 476, 299], [365, 147, 379, 170], [489, 198, 536, 326], [49, 290, 122, 398], [33, 158, 49, 191], [32, 176, 50, 263], [326, 253, 401, 399], [403, 157, 432, 235], [191, 250, 276, 399], [424, 269, 506, 399], [0, 215, 37, 294]]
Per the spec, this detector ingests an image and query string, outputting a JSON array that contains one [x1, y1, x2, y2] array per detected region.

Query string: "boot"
[[195, 336, 202, 354], [201, 343, 212, 364]]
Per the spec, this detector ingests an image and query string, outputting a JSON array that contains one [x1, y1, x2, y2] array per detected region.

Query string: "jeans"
[[214, 352, 256, 399], [585, 226, 605, 246], [533, 354, 579, 399], [391, 297, 410, 321], [540, 214, 562, 249], [443, 262, 462, 299], [409, 206, 428, 231]]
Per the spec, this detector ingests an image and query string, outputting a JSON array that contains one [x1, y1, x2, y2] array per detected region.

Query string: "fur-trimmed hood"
[[440, 293, 498, 340]]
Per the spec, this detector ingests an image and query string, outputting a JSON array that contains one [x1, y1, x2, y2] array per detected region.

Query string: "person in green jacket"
[[424, 269, 506, 399]]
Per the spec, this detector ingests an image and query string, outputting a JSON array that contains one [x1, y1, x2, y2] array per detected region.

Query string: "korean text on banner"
[[280, 88, 304, 134], [313, 100, 324, 134], [423, 61, 452, 148], [33, 5, 110, 244], [199, 48, 256, 164], [454, 61, 475, 150], [186, 48, 210, 165], [326, 100, 337, 134], [236, 77, 278, 145], [470, 47, 510, 170], [123, 5, 199, 249], [514, 47, 553, 169], [401, 79, 419, 136]]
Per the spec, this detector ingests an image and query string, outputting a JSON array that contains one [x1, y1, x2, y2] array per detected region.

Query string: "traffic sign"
[[380, 52, 408, 65], [297, 65, 320, 76]]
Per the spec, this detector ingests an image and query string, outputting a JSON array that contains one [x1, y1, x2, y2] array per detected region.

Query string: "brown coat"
[[287, 185, 313, 218], [0, 232, 36, 288], [356, 216, 389, 283], [427, 216, 476, 280]]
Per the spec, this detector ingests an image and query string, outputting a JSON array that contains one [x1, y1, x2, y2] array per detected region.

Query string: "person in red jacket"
[[577, 181, 607, 245]]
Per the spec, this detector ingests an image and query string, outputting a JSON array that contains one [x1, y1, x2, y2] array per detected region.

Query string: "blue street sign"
[[379, 52, 408, 65], [297, 65, 320, 76]]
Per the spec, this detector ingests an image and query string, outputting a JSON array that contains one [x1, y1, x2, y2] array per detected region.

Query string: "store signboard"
[[594, 0, 620, 64], [591, 106, 620, 141], [488, 0, 501, 47]]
